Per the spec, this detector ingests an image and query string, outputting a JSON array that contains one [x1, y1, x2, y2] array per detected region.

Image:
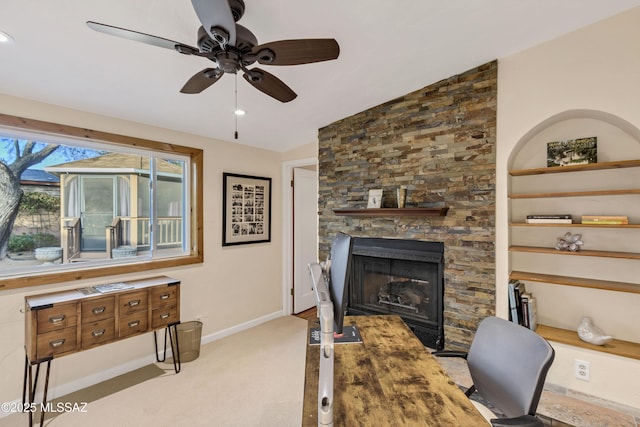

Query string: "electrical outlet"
[[575, 359, 590, 381]]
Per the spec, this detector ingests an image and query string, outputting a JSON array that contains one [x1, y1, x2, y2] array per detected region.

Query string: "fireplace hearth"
[[347, 237, 444, 349]]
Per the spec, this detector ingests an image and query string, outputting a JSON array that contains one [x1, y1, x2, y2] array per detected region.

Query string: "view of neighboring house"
[[6, 152, 185, 267], [44, 152, 185, 261]]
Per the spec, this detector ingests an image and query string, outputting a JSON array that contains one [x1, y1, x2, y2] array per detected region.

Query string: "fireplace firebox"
[[347, 237, 444, 349]]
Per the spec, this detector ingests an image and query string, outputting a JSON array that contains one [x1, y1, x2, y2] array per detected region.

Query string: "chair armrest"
[[490, 415, 544, 427], [432, 350, 468, 359]]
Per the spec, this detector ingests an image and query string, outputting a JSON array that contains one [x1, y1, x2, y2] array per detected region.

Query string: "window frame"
[[0, 113, 203, 291]]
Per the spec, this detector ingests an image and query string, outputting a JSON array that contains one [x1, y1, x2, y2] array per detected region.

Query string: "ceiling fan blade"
[[243, 68, 297, 103], [191, 0, 236, 47], [180, 68, 224, 94], [252, 39, 340, 66], [86, 21, 194, 52]]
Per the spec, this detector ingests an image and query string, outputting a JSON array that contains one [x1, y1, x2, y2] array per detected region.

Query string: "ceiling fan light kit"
[[86, 0, 339, 103]]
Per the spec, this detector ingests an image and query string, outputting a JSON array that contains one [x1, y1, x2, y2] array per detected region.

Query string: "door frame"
[[282, 157, 317, 315]]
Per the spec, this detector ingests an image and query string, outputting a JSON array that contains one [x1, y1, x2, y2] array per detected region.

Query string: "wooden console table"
[[23, 275, 181, 426], [302, 315, 488, 426]]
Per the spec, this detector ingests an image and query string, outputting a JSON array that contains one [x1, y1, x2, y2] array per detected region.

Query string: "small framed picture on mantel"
[[367, 189, 383, 208]]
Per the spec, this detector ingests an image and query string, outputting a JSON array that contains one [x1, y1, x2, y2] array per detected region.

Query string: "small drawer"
[[36, 303, 77, 334], [151, 306, 179, 329], [150, 286, 178, 309], [118, 290, 148, 315], [118, 311, 148, 338], [81, 296, 115, 324], [81, 318, 116, 349], [36, 327, 77, 360]]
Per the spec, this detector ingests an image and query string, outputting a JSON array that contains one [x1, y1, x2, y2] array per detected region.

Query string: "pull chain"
[[234, 74, 239, 140]]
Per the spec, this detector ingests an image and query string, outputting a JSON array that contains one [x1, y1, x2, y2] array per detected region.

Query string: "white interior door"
[[293, 167, 318, 313]]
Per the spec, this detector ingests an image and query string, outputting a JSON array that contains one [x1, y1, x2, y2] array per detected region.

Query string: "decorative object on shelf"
[[547, 136, 597, 167], [222, 173, 271, 246], [396, 186, 407, 208], [367, 189, 383, 208], [577, 316, 613, 346], [555, 232, 583, 252]]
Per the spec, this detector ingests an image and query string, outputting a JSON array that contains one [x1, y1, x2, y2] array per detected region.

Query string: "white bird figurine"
[[577, 316, 613, 345]]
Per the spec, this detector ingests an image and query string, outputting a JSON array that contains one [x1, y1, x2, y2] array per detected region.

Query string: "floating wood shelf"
[[510, 222, 640, 228], [509, 245, 640, 260], [509, 159, 640, 176], [509, 189, 640, 199], [333, 207, 449, 217], [536, 324, 640, 360], [509, 271, 640, 294]]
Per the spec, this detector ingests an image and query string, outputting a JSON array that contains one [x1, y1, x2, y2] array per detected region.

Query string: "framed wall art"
[[222, 173, 272, 246]]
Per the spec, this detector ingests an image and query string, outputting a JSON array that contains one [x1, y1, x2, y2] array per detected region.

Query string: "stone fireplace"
[[347, 237, 444, 349], [318, 61, 497, 350]]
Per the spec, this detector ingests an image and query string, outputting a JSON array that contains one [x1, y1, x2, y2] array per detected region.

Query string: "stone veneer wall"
[[318, 61, 497, 350]]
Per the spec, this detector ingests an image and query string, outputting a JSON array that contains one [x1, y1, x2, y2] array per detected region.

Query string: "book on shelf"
[[507, 280, 525, 326], [526, 218, 573, 224], [507, 280, 537, 330], [527, 296, 538, 331], [521, 293, 531, 329], [525, 214, 572, 224], [547, 136, 597, 167], [581, 215, 628, 225]]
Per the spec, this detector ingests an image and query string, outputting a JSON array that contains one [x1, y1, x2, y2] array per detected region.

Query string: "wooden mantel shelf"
[[333, 207, 449, 217]]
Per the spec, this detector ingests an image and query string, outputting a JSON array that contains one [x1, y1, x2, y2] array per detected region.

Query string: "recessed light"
[[234, 109, 246, 116], [0, 30, 14, 44]]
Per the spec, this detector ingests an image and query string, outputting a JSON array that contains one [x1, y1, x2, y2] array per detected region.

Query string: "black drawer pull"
[[92, 306, 106, 315], [92, 329, 106, 337], [49, 314, 66, 324], [128, 320, 140, 328], [50, 339, 65, 348], [128, 300, 140, 307]]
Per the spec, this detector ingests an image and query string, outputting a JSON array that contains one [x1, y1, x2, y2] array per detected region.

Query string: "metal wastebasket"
[[175, 321, 203, 362]]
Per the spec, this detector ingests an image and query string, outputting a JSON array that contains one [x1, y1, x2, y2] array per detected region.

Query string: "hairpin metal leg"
[[23, 357, 52, 427], [39, 359, 52, 426], [22, 355, 28, 406], [167, 323, 181, 374], [153, 324, 180, 373], [153, 328, 169, 362]]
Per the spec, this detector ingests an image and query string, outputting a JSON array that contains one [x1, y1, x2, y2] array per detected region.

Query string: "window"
[[0, 114, 203, 290]]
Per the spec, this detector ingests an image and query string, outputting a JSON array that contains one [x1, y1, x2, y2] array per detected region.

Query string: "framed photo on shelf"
[[547, 136, 597, 167], [367, 189, 383, 208], [222, 173, 272, 246]]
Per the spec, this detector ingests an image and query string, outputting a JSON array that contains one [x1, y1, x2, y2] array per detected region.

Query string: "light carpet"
[[2, 315, 308, 427]]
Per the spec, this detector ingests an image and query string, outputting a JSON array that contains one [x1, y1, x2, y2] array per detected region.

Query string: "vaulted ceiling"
[[1, 1, 639, 151]]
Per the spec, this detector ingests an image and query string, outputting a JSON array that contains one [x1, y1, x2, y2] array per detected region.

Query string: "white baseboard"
[[200, 310, 284, 345], [1, 311, 285, 419]]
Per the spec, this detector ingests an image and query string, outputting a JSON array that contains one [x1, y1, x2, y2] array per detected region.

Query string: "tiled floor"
[[436, 356, 640, 427]]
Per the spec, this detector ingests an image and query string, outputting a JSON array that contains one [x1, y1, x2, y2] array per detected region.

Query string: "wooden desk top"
[[302, 315, 488, 426]]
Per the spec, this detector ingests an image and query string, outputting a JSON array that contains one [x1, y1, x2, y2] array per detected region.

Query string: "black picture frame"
[[222, 173, 272, 246]]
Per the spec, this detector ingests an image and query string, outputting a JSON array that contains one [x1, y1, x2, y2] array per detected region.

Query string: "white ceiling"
[[1, 1, 639, 152]]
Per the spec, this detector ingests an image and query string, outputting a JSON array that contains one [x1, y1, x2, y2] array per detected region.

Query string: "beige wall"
[[497, 7, 640, 407], [0, 93, 294, 406]]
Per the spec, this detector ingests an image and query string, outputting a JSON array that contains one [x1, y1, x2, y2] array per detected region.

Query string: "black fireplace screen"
[[347, 238, 444, 349]]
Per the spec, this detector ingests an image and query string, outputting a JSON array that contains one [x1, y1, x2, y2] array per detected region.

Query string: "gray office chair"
[[434, 316, 555, 427]]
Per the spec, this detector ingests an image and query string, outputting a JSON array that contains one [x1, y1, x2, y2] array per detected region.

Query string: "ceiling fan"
[[87, 0, 340, 103]]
